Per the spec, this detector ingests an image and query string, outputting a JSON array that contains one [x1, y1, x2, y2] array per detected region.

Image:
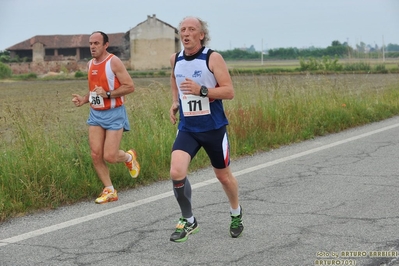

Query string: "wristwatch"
[[106, 91, 111, 99], [200, 85, 208, 97]]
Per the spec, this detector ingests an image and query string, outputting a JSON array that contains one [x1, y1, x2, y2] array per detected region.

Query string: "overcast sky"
[[1, 0, 398, 52]]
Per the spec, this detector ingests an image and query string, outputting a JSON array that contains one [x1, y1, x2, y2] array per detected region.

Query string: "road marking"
[[1, 122, 398, 247]]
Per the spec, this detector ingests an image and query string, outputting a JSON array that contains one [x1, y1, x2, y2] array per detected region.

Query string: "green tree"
[[356, 42, 366, 53], [331, 40, 341, 46], [387, 43, 399, 52], [0, 50, 11, 63], [0, 62, 12, 79], [218, 48, 261, 60]]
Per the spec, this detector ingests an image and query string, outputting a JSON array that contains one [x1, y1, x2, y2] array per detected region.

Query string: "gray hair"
[[179, 16, 210, 47]]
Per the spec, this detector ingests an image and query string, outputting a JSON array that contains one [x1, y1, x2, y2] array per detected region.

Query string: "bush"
[[299, 56, 343, 72], [299, 57, 324, 71], [374, 64, 387, 73], [75, 70, 86, 78], [322, 56, 343, 71], [12, 72, 37, 80], [0, 62, 12, 79], [343, 62, 371, 71]]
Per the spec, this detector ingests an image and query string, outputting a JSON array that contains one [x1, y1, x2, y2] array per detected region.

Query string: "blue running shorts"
[[87, 105, 130, 131], [172, 126, 230, 169]]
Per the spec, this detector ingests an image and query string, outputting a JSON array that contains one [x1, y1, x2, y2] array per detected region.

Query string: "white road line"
[[1, 122, 398, 247]]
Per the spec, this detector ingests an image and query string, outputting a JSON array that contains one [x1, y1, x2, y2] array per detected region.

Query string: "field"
[[0, 71, 399, 222], [226, 58, 399, 71]]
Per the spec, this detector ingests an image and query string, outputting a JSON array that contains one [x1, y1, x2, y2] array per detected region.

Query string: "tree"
[[325, 41, 350, 57], [247, 45, 256, 53], [387, 43, 399, 52], [356, 42, 366, 53], [0, 50, 11, 63], [331, 40, 341, 46]]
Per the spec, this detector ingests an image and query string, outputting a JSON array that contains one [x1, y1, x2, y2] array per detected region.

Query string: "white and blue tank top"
[[174, 47, 229, 132]]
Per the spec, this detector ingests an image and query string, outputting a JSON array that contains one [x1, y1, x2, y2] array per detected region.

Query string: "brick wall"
[[7, 60, 131, 75]]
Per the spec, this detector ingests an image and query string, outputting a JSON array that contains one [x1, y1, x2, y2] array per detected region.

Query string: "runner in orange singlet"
[[72, 31, 140, 204]]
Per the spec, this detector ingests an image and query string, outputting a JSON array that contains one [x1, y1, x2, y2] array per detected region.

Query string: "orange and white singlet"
[[88, 54, 124, 110]]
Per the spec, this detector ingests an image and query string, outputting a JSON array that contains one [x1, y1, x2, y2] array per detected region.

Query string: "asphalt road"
[[2, 116, 399, 266]]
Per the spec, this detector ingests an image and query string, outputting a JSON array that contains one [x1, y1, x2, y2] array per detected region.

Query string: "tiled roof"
[[7, 33, 126, 50]]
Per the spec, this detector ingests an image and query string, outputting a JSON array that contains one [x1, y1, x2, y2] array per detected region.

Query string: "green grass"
[[0, 73, 399, 222]]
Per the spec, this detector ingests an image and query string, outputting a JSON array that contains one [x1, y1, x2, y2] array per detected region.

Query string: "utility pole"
[[261, 38, 264, 65], [382, 35, 385, 62], [347, 37, 350, 59]]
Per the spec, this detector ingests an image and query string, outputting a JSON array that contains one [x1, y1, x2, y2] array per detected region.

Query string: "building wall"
[[130, 15, 180, 70], [8, 60, 130, 75], [8, 61, 84, 75], [32, 43, 45, 62]]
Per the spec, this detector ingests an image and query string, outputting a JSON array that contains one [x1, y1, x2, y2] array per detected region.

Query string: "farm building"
[[6, 14, 180, 72]]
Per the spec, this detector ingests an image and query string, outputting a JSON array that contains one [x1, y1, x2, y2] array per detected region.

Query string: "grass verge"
[[0, 73, 398, 222]]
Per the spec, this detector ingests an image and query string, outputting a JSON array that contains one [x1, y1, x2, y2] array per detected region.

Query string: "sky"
[[1, 0, 398, 52]]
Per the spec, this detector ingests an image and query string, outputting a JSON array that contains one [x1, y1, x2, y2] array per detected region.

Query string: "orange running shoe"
[[125, 149, 140, 178], [95, 188, 118, 204]]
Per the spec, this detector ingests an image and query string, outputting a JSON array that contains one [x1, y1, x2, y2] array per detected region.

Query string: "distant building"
[[7, 33, 127, 62], [6, 14, 180, 72], [129, 14, 180, 70]]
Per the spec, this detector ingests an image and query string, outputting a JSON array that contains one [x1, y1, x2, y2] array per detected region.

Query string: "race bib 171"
[[181, 95, 210, 116]]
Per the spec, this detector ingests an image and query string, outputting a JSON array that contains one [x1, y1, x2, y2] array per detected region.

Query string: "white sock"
[[106, 186, 114, 193], [186, 216, 194, 224], [125, 153, 132, 162], [230, 206, 241, 216]]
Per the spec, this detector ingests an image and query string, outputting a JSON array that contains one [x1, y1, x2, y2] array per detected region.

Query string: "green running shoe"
[[230, 206, 244, 238], [170, 217, 199, 242]]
